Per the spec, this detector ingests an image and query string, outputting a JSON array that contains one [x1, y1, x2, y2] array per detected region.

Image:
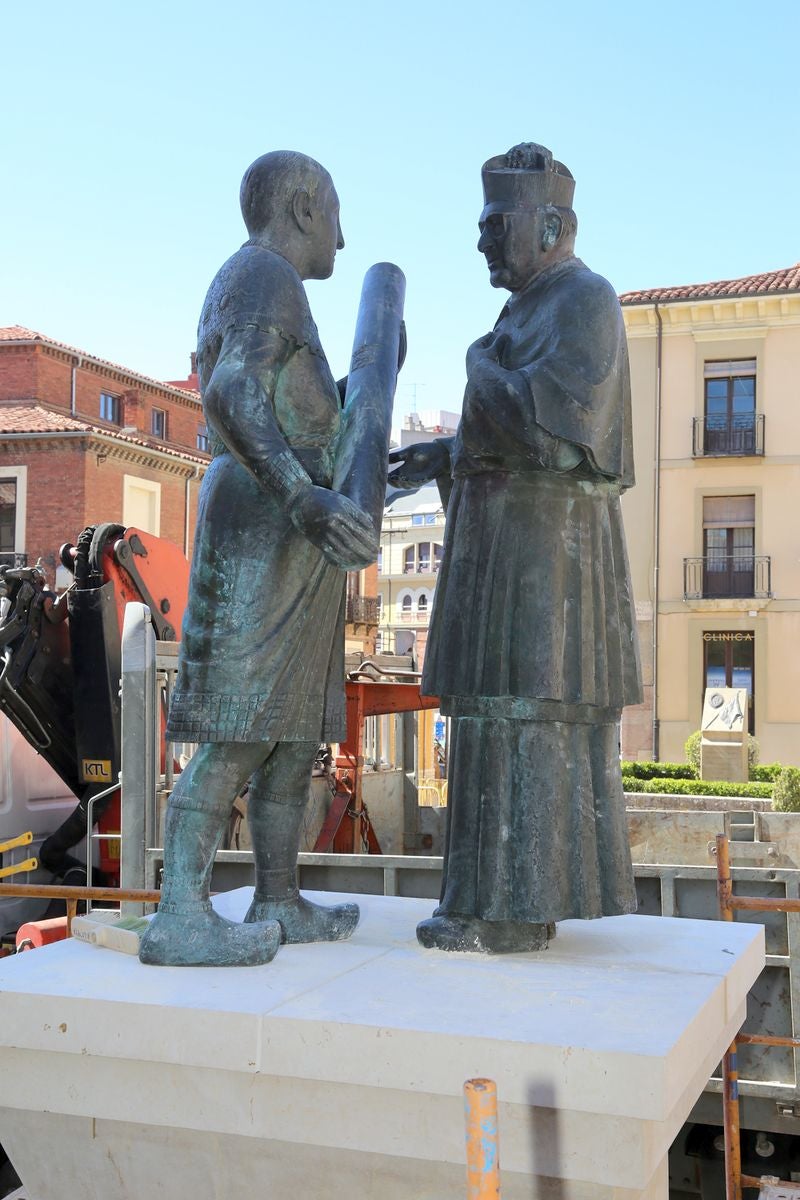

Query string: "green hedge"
[[774, 767, 800, 812], [622, 776, 773, 800], [621, 761, 696, 781], [751, 763, 783, 783], [623, 759, 784, 784]]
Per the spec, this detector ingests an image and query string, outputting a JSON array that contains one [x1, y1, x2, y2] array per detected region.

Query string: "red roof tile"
[[0, 404, 88, 434], [0, 326, 201, 402], [0, 403, 208, 465], [620, 264, 800, 306]]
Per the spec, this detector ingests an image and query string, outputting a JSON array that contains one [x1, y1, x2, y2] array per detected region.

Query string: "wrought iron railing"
[[683, 554, 771, 600], [692, 414, 764, 457], [345, 595, 380, 625], [0, 552, 27, 569]]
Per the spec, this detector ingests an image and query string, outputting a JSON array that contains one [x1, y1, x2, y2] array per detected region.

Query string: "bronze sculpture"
[[140, 151, 398, 967], [389, 143, 642, 954]]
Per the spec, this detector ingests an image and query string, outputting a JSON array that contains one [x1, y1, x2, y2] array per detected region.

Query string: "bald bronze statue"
[[140, 152, 375, 967], [390, 143, 642, 954]]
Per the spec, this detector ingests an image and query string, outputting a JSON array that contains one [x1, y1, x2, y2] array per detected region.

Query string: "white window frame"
[[100, 392, 121, 424], [0, 465, 27, 553], [122, 475, 161, 537]]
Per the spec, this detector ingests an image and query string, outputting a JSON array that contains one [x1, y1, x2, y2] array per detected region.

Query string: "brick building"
[[0, 327, 209, 580]]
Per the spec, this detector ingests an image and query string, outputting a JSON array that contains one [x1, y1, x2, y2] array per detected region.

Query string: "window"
[[377, 547, 383, 573], [703, 631, 755, 733], [401, 594, 412, 614], [0, 479, 16, 554], [151, 408, 167, 438], [196, 424, 209, 452], [100, 392, 121, 424], [702, 496, 754, 598], [412, 511, 438, 526], [0, 467, 26, 564], [402, 542, 443, 574], [411, 514, 424, 526], [376, 595, 383, 619], [703, 360, 757, 455], [417, 594, 428, 613]]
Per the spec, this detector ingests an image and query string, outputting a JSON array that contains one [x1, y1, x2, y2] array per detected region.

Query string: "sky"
[[2, 0, 798, 431]]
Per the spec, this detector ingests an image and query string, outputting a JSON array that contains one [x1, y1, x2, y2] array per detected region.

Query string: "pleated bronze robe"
[[422, 256, 642, 924]]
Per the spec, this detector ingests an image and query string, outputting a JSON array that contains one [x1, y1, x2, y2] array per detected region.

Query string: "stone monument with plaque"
[[700, 686, 749, 783]]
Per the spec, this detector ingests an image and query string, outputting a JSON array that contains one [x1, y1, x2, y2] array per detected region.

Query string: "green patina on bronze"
[[390, 142, 642, 954], [140, 151, 402, 967]]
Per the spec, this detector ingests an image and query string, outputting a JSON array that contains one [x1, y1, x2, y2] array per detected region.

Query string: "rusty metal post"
[[722, 1041, 743, 1200], [464, 1078, 501, 1200], [716, 833, 733, 922], [716, 835, 742, 1200]]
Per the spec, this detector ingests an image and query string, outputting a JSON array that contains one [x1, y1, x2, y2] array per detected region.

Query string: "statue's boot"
[[243, 744, 360, 944], [139, 804, 281, 967], [416, 913, 549, 954]]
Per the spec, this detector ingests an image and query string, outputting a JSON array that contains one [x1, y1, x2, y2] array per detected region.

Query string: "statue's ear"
[[291, 187, 313, 233], [541, 209, 563, 251]]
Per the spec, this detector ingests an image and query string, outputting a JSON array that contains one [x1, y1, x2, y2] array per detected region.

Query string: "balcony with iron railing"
[[345, 596, 380, 625], [0, 552, 27, 569], [692, 414, 764, 457], [683, 554, 771, 601]]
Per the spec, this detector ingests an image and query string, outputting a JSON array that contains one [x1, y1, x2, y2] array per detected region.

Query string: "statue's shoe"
[[244, 893, 360, 944], [138, 908, 281, 966], [416, 914, 549, 954]]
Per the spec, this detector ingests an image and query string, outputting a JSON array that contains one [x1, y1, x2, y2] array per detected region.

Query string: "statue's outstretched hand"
[[388, 440, 449, 489], [290, 486, 377, 570]]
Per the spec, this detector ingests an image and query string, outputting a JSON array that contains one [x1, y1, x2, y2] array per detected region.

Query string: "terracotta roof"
[[0, 326, 201, 402], [619, 264, 800, 306], [0, 403, 208, 465]]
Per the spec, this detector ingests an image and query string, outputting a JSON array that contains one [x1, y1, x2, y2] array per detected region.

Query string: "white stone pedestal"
[[0, 890, 763, 1200]]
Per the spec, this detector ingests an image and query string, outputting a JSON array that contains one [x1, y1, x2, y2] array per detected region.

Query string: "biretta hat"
[[481, 142, 575, 214]]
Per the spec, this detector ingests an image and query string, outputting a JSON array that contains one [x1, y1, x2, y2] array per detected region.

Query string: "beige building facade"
[[377, 482, 445, 665], [377, 482, 447, 786], [620, 265, 800, 766]]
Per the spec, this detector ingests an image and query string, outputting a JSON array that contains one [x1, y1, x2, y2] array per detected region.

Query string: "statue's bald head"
[[240, 151, 332, 237]]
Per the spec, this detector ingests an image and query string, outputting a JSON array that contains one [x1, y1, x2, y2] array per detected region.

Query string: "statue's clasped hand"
[[290, 485, 377, 570], [388, 440, 449, 490]]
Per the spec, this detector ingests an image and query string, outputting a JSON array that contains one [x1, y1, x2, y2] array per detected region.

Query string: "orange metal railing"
[[0, 883, 160, 936], [716, 833, 800, 1198]]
